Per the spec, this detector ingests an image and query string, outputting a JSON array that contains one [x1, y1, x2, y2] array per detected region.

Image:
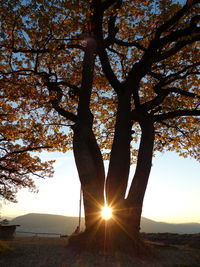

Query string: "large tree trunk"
[[73, 124, 105, 229], [106, 91, 132, 208], [70, 37, 154, 254], [126, 113, 155, 232], [72, 39, 105, 230], [71, 106, 154, 255], [100, 113, 155, 252]]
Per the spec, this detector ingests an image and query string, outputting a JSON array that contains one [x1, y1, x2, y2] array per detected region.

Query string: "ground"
[[0, 235, 200, 267]]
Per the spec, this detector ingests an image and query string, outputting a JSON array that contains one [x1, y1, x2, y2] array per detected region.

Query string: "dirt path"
[[0, 237, 200, 267]]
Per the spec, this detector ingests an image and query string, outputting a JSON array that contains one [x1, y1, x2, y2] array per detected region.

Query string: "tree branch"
[[157, 35, 200, 61], [93, 1, 121, 92], [124, 2, 199, 92], [154, 109, 200, 122], [56, 81, 80, 95], [159, 21, 200, 48], [102, 0, 120, 11], [1, 43, 84, 54], [10, 146, 53, 154], [155, 0, 198, 38], [167, 87, 200, 99], [141, 91, 169, 112], [104, 11, 119, 47], [50, 100, 77, 122], [114, 39, 146, 51], [150, 62, 200, 82]]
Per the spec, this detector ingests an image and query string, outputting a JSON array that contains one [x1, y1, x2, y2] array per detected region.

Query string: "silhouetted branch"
[[154, 109, 200, 121]]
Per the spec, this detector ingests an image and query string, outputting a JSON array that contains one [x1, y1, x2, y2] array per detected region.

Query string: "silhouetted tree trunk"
[[127, 113, 155, 233], [71, 93, 155, 253], [73, 125, 105, 229], [70, 36, 155, 253], [106, 91, 132, 205], [70, 5, 155, 252], [72, 39, 105, 230], [104, 112, 154, 251]]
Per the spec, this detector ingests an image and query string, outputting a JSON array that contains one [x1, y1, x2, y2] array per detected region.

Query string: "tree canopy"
[[0, 93, 55, 201], [0, 0, 199, 159]]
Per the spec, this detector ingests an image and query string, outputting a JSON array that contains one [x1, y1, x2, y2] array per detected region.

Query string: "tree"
[[0, 95, 55, 202], [0, 0, 199, 253]]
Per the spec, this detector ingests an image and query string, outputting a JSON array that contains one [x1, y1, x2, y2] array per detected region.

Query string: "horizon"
[[1, 150, 200, 225], [3, 212, 200, 225]]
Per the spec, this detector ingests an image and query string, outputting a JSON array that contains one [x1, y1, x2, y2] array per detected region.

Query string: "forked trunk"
[[70, 113, 155, 255], [73, 124, 105, 229], [103, 114, 154, 252], [70, 22, 154, 253], [72, 38, 105, 229]]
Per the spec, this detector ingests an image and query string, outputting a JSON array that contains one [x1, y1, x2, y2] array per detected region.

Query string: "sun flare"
[[101, 206, 112, 220]]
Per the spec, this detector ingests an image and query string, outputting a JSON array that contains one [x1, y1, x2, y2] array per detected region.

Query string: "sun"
[[101, 206, 112, 220]]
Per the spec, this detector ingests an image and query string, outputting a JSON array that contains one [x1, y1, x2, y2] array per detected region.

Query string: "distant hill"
[[11, 213, 200, 236], [12, 213, 85, 236], [141, 217, 200, 234]]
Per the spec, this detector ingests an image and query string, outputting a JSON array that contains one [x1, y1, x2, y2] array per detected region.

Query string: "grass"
[[0, 240, 14, 255], [0, 237, 199, 267]]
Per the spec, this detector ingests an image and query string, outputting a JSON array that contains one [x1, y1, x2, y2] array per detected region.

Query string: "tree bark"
[[73, 125, 105, 230], [95, 88, 141, 253], [127, 112, 155, 232], [73, 39, 105, 230], [71, 109, 154, 254], [71, 36, 154, 254], [106, 91, 132, 208]]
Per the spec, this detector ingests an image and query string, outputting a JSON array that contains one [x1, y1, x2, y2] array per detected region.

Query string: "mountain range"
[[11, 213, 200, 236]]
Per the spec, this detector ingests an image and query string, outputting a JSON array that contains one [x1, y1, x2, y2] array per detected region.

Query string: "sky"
[[0, 150, 200, 224]]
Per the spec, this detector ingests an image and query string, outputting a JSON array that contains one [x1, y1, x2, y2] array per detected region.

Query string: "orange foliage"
[[0, 0, 199, 201]]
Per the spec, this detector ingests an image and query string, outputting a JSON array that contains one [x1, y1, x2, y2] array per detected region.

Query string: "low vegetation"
[[0, 236, 200, 267], [0, 240, 13, 255]]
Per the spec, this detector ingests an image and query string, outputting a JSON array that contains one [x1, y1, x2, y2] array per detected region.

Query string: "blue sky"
[[1, 150, 200, 223]]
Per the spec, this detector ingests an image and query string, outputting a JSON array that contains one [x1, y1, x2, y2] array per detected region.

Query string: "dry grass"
[[0, 237, 199, 267], [0, 240, 14, 254]]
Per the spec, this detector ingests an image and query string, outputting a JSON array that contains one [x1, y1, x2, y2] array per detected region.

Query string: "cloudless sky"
[[1, 150, 200, 223]]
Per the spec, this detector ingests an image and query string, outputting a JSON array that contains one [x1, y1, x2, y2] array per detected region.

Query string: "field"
[[0, 236, 200, 267]]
